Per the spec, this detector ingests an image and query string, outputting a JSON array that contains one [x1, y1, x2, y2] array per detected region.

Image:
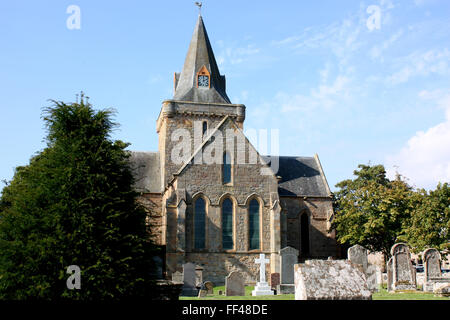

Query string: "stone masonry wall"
[[185, 253, 271, 286], [138, 193, 164, 246], [280, 196, 338, 259], [164, 117, 280, 281], [157, 101, 245, 189]]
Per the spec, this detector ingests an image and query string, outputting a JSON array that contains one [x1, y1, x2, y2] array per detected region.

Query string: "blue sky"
[[1, 0, 449, 192]]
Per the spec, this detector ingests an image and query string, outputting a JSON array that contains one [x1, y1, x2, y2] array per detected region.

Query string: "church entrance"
[[300, 213, 310, 258]]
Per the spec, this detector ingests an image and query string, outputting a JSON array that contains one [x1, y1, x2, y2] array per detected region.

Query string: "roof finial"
[[195, 2, 202, 15]]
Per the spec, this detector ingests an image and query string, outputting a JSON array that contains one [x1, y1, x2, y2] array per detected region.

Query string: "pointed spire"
[[174, 15, 231, 104]]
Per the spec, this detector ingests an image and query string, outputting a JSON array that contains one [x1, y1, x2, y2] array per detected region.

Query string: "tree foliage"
[[400, 183, 450, 252], [0, 97, 158, 300], [332, 164, 414, 257], [333, 164, 450, 257]]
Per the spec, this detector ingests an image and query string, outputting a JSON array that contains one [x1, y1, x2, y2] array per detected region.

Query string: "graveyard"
[[174, 243, 450, 301], [179, 286, 450, 301]]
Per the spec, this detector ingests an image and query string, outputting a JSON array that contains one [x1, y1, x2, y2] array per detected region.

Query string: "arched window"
[[194, 197, 206, 250], [248, 199, 260, 250], [222, 198, 234, 250], [202, 121, 208, 138], [223, 152, 232, 184], [301, 213, 310, 256]]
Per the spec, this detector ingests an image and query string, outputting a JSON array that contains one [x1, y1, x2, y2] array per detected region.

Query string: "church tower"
[[156, 14, 246, 190]]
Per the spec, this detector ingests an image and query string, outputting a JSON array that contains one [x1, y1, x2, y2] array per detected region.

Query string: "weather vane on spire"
[[195, 2, 202, 15]]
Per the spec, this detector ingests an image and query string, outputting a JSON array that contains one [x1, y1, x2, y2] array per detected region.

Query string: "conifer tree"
[[0, 95, 158, 299]]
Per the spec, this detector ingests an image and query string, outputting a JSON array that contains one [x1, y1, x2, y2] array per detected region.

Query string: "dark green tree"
[[0, 96, 158, 300], [332, 164, 414, 258], [400, 183, 450, 252]]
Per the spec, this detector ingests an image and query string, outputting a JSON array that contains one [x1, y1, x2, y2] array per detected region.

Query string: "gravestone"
[[365, 264, 382, 292], [198, 289, 207, 298], [195, 265, 204, 287], [270, 273, 280, 290], [280, 246, 298, 283], [348, 244, 381, 292], [294, 260, 372, 300], [252, 254, 274, 296], [181, 262, 198, 296], [387, 257, 393, 292], [204, 281, 214, 295], [348, 245, 368, 271], [277, 246, 298, 294], [172, 271, 183, 283], [424, 248, 441, 279], [225, 271, 245, 296], [389, 243, 416, 291], [423, 248, 450, 292]]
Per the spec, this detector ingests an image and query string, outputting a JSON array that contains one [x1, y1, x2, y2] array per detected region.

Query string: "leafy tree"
[[0, 96, 158, 300], [400, 183, 450, 252], [332, 164, 414, 258]]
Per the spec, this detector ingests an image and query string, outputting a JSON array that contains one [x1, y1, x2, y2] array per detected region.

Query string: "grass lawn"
[[180, 286, 294, 300], [179, 286, 450, 301]]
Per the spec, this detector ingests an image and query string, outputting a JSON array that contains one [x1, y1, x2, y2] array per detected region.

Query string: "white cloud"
[[278, 74, 352, 113], [414, 0, 438, 6], [369, 29, 403, 61], [386, 90, 450, 189], [282, 17, 366, 67], [386, 49, 450, 85], [216, 41, 260, 69]]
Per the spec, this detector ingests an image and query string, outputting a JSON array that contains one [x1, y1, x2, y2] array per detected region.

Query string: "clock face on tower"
[[198, 75, 209, 88]]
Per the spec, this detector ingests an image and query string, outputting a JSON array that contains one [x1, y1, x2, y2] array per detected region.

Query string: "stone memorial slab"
[[198, 289, 207, 298], [181, 262, 198, 296], [389, 243, 416, 291], [365, 264, 382, 292], [424, 248, 441, 279], [172, 271, 183, 283], [294, 260, 372, 300], [348, 245, 368, 271], [204, 281, 214, 295], [225, 271, 245, 296], [270, 273, 280, 290], [277, 247, 297, 294], [195, 265, 204, 287], [279, 246, 299, 284], [423, 248, 450, 292], [387, 257, 393, 292], [347, 244, 380, 292]]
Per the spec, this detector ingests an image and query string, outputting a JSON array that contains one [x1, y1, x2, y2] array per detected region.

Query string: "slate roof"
[[173, 15, 231, 104], [128, 151, 161, 193], [274, 156, 332, 197]]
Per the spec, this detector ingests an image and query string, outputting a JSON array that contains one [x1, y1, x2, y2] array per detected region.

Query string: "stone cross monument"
[[252, 254, 274, 296]]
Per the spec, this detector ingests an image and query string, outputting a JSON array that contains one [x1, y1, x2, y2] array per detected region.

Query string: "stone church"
[[130, 15, 339, 285]]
